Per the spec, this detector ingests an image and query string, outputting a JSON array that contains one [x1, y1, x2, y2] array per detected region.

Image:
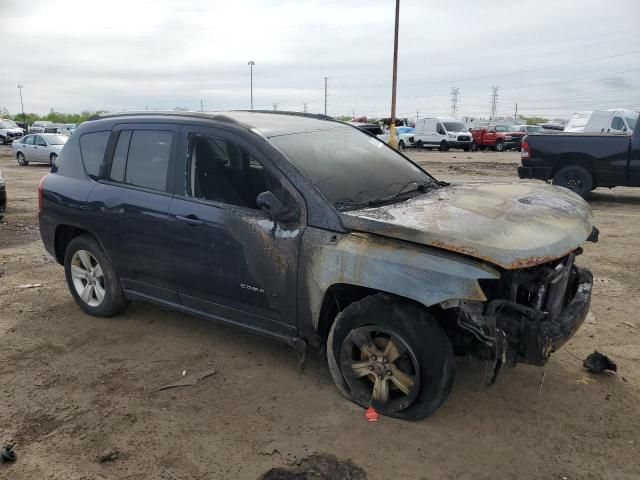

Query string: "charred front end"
[[447, 251, 593, 368]]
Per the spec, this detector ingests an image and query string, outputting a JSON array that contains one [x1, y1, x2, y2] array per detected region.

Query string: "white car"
[[29, 121, 52, 133], [0, 119, 25, 144], [12, 133, 68, 166], [377, 126, 415, 149]]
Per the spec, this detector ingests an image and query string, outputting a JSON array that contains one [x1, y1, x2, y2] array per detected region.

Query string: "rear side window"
[[107, 130, 172, 192], [80, 131, 110, 178], [611, 116, 625, 131]]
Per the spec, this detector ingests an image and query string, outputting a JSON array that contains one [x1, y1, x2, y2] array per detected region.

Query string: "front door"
[[168, 125, 305, 339], [85, 125, 179, 302]]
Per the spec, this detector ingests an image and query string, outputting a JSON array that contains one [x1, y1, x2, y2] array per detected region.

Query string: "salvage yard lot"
[[1, 145, 639, 479]]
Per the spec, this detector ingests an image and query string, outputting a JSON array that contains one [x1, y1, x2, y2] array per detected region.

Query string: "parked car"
[[30, 121, 52, 133], [348, 121, 383, 137], [519, 126, 640, 197], [413, 117, 472, 151], [39, 111, 596, 420], [515, 125, 545, 134], [377, 126, 415, 149], [0, 119, 25, 144], [564, 109, 637, 133], [471, 124, 526, 151], [60, 123, 78, 135], [0, 169, 5, 221], [44, 123, 65, 134], [12, 133, 68, 166]]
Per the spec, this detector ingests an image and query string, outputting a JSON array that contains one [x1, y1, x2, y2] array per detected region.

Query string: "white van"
[[413, 117, 473, 151], [564, 109, 637, 133]]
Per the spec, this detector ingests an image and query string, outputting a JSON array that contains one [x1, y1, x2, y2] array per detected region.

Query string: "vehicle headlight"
[[448, 132, 456, 138], [505, 135, 512, 140]]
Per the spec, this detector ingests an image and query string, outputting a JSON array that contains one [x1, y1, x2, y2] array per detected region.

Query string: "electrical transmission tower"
[[490, 86, 499, 120], [272, 103, 278, 111], [303, 103, 308, 113], [450, 87, 460, 117]]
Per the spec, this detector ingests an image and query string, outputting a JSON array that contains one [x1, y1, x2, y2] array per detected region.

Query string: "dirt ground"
[[1, 145, 639, 480]]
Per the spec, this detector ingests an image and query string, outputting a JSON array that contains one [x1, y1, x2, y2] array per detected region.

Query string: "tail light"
[[38, 176, 46, 212], [521, 136, 531, 159]]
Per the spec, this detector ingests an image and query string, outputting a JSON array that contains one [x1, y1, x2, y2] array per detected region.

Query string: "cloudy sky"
[[2, 0, 639, 120]]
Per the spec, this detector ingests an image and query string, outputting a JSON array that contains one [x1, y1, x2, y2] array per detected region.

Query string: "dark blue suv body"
[[39, 111, 595, 420]]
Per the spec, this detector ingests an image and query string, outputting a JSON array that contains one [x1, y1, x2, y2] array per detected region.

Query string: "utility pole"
[[248, 61, 255, 110], [324, 77, 328, 116], [514, 103, 518, 123], [416, 109, 419, 125], [303, 103, 308, 113], [388, 0, 400, 148], [490, 86, 499, 120], [272, 103, 278, 111], [352, 107, 355, 119], [200, 99, 203, 112], [17, 84, 25, 124], [450, 87, 460, 118]]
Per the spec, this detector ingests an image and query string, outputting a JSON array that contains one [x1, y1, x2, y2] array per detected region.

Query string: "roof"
[[92, 110, 348, 138]]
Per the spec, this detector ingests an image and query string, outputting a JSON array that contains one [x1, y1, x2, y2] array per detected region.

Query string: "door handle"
[[100, 206, 124, 215], [176, 214, 204, 226]]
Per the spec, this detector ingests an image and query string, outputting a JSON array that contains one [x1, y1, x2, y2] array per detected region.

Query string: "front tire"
[[327, 294, 455, 420], [17, 152, 28, 166], [552, 165, 593, 198], [495, 141, 504, 152], [64, 235, 129, 317], [439, 141, 449, 152], [398, 140, 405, 150]]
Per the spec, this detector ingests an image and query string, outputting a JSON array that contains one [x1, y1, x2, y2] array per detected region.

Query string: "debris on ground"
[[583, 351, 618, 374], [0, 444, 17, 464], [156, 368, 216, 391], [96, 449, 119, 463], [622, 322, 636, 329], [16, 283, 42, 289], [258, 453, 368, 480], [364, 407, 379, 422]]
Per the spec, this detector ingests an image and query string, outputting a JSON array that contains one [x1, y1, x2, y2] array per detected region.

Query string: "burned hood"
[[340, 183, 593, 269]]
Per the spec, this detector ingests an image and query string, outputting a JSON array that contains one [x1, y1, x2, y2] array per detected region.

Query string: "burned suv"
[[39, 111, 596, 420]]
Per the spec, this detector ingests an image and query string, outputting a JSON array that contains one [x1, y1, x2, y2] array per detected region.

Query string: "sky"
[[2, 0, 640, 120]]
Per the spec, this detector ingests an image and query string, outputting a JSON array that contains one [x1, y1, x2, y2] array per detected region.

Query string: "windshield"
[[625, 116, 637, 130], [0, 120, 18, 129], [443, 122, 466, 132], [44, 134, 68, 145], [526, 126, 544, 133], [270, 127, 437, 210], [396, 126, 414, 134], [495, 125, 517, 132]]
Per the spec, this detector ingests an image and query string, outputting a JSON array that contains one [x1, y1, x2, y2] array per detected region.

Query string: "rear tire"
[[327, 294, 455, 420], [552, 165, 593, 198], [416, 140, 424, 149], [64, 235, 129, 317], [49, 153, 57, 165], [17, 152, 28, 166]]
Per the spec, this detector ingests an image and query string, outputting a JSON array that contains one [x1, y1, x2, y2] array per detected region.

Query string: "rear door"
[[167, 124, 305, 338], [628, 130, 640, 186], [85, 124, 179, 302]]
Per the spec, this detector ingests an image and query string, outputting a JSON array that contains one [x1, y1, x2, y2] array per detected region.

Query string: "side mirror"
[[256, 191, 298, 223]]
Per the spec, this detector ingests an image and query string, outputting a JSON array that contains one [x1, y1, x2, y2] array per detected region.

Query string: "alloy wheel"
[[70, 250, 106, 307], [340, 326, 420, 412]]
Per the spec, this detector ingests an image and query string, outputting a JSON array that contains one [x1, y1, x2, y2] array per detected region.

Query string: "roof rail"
[[86, 111, 240, 125], [232, 110, 335, 122]]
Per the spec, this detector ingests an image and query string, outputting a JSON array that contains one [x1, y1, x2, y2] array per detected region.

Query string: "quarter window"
[[611, 116, 625, 131], [79, 131, 110, 178]]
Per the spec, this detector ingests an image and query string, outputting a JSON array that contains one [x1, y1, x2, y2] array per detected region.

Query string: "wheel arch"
[[550, 155, 596, 179], [54, 224, 112, 266]]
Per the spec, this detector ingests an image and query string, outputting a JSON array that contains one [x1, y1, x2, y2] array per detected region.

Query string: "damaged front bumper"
[[454, 253, 593, 369], [495, 265, 592, 366]]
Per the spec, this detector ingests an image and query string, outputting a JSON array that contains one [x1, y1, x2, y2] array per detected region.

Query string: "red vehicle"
[[471, 124, 526, 152]]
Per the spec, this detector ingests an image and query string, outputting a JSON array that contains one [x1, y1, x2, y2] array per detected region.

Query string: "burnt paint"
[[340, 182, 593, 270]]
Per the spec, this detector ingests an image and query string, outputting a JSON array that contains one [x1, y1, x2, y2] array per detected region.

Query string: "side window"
[[186, 133, 281, 209], [488, 126, 495, 133], [611, 116, 625, 131], [109, 130, 131, 182], [35, 136, 47, 146], [124, 130, 172, 191], [25, 135, 35, 145], [80, 131, 110, 178], [436, 124, 445, 135]]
